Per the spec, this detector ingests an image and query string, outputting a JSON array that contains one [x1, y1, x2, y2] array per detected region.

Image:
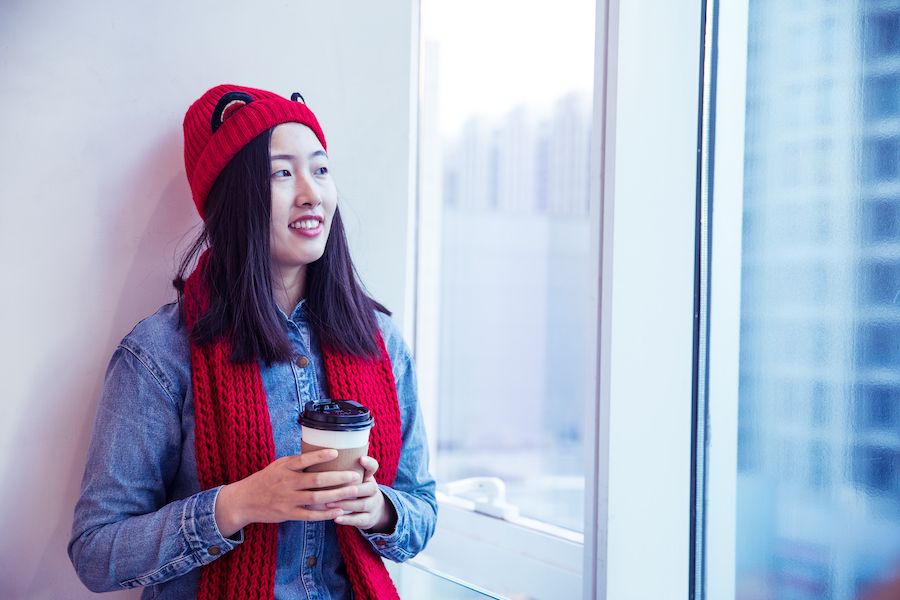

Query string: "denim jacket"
[[69, 300, 437, 599]]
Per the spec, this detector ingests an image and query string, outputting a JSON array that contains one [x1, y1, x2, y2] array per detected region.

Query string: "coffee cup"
[[299, 399, 374, 485]]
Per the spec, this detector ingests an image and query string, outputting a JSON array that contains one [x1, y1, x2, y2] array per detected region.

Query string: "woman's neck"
[[272, 266, 307, 314]]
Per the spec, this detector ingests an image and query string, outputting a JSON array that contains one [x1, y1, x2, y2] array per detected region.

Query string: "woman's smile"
[[288, 215, 324, 236]]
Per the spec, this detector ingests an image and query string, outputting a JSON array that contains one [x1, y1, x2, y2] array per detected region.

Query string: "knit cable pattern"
[[184, 250, 402, 599], [185, 252, 278, 600], [323, 334, 403, 600]]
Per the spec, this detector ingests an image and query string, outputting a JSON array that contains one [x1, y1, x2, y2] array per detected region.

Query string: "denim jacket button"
[[307, 555, 317, 567], [208, 545, 221, 556], [375, 539, 387, 547], [296, 355, 310, 368]]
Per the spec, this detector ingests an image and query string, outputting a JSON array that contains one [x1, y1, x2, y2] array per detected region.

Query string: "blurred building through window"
[[420, 0, 595, 532], [735, 0, 900, 597]]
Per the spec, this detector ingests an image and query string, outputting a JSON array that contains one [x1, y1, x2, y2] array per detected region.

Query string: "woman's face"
[[268, 122, 338, 276]]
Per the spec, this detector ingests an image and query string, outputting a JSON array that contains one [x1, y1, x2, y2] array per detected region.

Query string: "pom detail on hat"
[[183, 84, 327, 218]]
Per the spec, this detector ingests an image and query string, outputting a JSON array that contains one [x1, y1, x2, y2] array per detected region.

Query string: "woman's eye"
[[315, 166, 329, 176], [272, 169, 291, 177]]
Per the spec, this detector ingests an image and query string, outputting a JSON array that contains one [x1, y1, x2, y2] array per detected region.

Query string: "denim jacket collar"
[[276, 298, 308, 325]]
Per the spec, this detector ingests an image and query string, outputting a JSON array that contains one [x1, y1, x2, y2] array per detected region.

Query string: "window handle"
[[441, 477, 520, 520]]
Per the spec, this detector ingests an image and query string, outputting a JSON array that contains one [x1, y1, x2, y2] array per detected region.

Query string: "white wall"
[[0, 1, 416, 597]]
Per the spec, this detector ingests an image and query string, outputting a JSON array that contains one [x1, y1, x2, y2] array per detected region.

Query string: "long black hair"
[[174, 127, 390, 364]]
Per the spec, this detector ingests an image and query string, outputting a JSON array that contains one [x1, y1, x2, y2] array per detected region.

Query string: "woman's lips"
[[288, 215, 324, 237], [290, 222, 323, 237]]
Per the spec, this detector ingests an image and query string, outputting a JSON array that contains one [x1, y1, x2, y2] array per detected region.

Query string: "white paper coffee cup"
[[298, 400, 374, 479]]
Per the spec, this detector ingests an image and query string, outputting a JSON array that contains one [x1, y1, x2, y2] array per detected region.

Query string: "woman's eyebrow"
[[270, 150, 328, 161]]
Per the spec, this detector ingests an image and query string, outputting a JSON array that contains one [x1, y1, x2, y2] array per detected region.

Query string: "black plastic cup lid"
[[298, 399, 374, 432]]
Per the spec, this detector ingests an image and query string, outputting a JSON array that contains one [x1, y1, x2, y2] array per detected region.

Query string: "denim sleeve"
[[361, 320, 438, 562], [68, 346, 242, 592]]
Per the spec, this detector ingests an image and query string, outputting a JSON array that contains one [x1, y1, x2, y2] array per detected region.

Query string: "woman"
[[68, 84, 437, 599]]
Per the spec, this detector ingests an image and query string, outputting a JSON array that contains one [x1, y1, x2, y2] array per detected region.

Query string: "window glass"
[[733, 1, 900, 597], [419, 0, 595, 533]]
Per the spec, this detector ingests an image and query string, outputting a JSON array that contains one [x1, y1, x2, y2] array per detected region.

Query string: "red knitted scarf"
[[182, 251, 403, 600]]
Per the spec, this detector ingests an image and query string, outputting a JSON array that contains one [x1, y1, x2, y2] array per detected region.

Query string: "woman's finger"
[[284, 449, 338, 472], [321, 480, 377, 501], [359, 455, 379, 480], [334, 512, 373, 528], [320, 481, 378, 511], [351, 480, 379, 499], [324, 499, 369, 513], [295, 469, 361, 491], [302, 484, 361, 506], [293, 506, 345, 522]]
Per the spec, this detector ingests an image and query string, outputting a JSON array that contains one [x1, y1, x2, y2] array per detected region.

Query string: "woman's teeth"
[[290, 219, 320, 230]]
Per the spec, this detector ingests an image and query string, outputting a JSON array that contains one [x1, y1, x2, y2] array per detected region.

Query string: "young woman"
[[68, 84, 437, 600]]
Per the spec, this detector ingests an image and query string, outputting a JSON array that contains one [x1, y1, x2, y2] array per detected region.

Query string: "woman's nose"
[[293, 174, 320, 206]]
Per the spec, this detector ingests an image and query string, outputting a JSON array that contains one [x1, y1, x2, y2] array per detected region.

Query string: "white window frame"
[[586, 0, 704, 598], [705, 1, 750, 598], [407, 1, 707, 597]]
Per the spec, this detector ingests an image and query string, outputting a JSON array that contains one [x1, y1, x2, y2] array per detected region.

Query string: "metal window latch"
[[441, 477, 520, 520]]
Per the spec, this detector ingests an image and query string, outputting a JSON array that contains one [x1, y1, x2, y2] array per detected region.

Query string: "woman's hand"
[[327, 456, 397, 534], [214, 449, 363, 537]]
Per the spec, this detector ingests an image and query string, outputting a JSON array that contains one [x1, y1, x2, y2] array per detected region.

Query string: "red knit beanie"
[[183, 84, 328, 218]]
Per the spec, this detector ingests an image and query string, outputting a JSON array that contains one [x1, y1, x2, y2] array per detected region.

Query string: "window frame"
[[410, 0, 708, 597], [586, 1, 704, 598], [704, 1, 750, 598]]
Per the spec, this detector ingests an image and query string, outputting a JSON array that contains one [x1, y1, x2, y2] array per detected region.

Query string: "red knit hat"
[[183, 84, 328, 218]]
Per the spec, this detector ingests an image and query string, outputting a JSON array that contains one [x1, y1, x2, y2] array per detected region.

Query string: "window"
[[864, 75, 900, 120], [857, 323, 900, 369], [866, 11, 900, 59], [706, 1, 900, 598], [854, 385, 898, 431], [421, 0, 595, 533], [860, 261, 900, 305], [862, 200, 900, 244], [413, 1, 706, 598], [413, 0, 596, 596], [408, 0, 900, 597], [863, 139, 900, 183], [852, 445, 900, 495]]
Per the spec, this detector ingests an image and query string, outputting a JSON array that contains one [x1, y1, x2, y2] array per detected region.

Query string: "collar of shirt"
[[276, 298, 309, 325]]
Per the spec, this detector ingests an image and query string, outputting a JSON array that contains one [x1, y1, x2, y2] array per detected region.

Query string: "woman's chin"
[[287, 251, 326, 269]]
